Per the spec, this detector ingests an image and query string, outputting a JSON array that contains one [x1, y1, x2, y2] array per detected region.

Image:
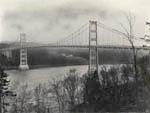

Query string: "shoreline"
[[29, 63, 88, 70], [3, 62, 127, 71]]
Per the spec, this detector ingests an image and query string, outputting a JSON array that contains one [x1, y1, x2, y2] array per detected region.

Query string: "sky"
[[0, 0, 150, 44]]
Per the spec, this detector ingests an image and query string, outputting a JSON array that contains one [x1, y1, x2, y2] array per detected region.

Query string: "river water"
[[7, 65, 88, 88], [7, 64, 123, 88]]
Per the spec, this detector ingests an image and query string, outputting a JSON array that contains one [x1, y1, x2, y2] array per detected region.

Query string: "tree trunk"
[[0, 94, 1, 113], [130, 41, 138, 100]]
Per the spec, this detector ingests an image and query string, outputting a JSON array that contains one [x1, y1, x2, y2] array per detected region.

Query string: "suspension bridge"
[[0, 20, 149, 73]]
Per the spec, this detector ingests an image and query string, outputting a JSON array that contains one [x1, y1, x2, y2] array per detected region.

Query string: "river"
[[7, 65, 88, 88], [7, 64, 123, 88]]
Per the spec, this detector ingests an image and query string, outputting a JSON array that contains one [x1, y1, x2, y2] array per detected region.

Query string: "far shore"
[[3, 62, 128, 71]]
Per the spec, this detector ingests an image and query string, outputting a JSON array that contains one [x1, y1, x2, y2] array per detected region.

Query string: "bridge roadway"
[[0, 44, 150, 51]]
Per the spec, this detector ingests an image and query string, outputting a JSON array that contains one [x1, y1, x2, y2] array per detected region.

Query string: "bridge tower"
[[88, 21, 99, 74], [19, 33, 29, 70]]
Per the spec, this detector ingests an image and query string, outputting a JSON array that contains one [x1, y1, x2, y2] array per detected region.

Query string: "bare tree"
[[17, 83, 32, 113], [63, 69, 82, 110], [50, 78, 66, 113], [120, 12, 139, 97], [34, 84, 43, 113], [50, 69, 83, 113], [33, 83, 49, 113]]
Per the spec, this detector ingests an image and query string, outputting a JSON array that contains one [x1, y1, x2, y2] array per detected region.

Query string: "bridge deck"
[[0, 45, 149, 51]]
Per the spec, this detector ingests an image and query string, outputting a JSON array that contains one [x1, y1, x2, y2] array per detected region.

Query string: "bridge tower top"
[[20, 33, 26, 47]]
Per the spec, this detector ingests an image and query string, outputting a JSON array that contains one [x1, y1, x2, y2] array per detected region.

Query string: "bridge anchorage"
[[19, 33, 29, 70], [88, 21, 99, 74]]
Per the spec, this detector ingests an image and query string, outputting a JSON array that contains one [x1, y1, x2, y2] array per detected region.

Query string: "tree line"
[[0, 48, 146, 68]]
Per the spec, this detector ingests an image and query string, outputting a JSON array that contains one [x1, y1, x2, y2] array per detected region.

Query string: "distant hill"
[[0, 41, 46, 49], [0, 43, 11, 49]]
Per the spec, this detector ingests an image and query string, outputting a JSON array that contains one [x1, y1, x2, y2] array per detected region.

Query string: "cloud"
[[0, 0, 148, 43], [1, 0, 115, 43]]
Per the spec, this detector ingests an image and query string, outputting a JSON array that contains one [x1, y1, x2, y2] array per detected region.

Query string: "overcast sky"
[[0, 0, 150, 44]]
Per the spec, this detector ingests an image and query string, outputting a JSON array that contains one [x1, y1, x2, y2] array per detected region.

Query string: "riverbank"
[[2, 62, 130, 70]]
